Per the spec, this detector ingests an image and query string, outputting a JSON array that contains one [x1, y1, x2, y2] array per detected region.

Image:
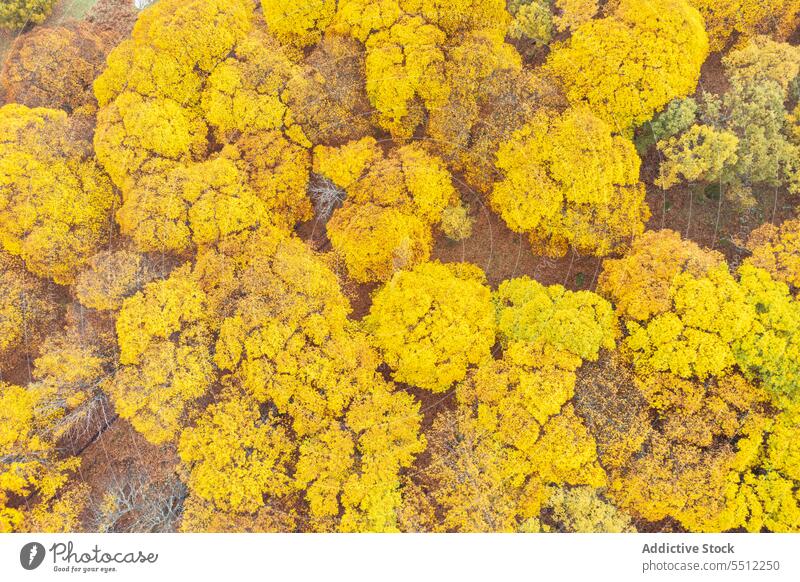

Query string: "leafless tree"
[[308, 175, 346, 222]]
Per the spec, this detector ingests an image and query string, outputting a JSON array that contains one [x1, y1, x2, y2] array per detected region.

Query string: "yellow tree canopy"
[[607, 373, 772, 531], [603, 230, 800, 397], [74, 250, 155, 312], [94, 0, 314, 238], [598, 229, 726, 322], [0, 105, 117, 285], [495, 276, 618, 361], [117, 152, 271, 254], [112, 265, 214, 444], [424, 340, 607, 531], [331, 0, 512, 138], [0, 251, 60, 372], [733, 265, 800, 398], [624, 264, 755, 380], [284, 35, 373, 147], [547, 0, 708, 130], [746, 219, 800, 292], [1, 382, 84, 533], [193, 226, 425, 531], [491, 107, 649, 257], [262, 0, 338, 48], [0, 0, 57, 31], [364, 261, 496, 392], [0, 23, 109, 113], [315, 138, 458, 282], [178, 391, 294, 513], [689, 0, 800, 51]]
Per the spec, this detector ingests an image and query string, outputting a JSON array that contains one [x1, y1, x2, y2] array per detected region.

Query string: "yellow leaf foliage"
[[425, 408, 544, 532], [553, 0, 599, 32], [33, 332, 105, 396], [733, 472, 800, 533], [365, 261, 496, 392], [624, 264, 755, 380], [313, 136, 383, 189], [333, 0, 510, 137], [464, 342, 581, 448], [75, 250, 154, 312], [605, 231, 800, 397], [94, 92, 208, 188], [607, 373, 772, 531], [526, 404, 607, 488], [492, 107, 649, 257], [93, 2, 316, 237], [116, 265, 207, 365], [235, 131, 313, 228], [655, 125, 739, 189], [0, 382, 80, 532], [112, 266, 213, 444], [0, 104, 117, 284], [91, 0, 258, 193], [573, 354, 653, 471], [339, 385, 425, 532], [363, 15, 448, 138], [178, 392, 294, 513], [31, 328, 109, 443], [0, 23, 108, 112], [200, 30, 306, 145], [315, 139, 457, 282], [427, 31, 524, 184], [745, 219, 800, 291], [430, 66, 559, 195], [544, 486, 635, 533], [722, 35, 800, 91], [93, 0, 254, 107], [0, 251, 59, 371], [262, 0, 337, 47], [720, 401, 800, 533], [0, 0, 56, 31], [440, 203, 474, 241], [425, 341, 606, 530], [216, 301, 368, 435], [495, 276, 618, 361], [180, 493, 297, 533], [22, 483, 88, 533], [546, 0, 708, 130], [116, 154, 268, 254], [328, 203, 432, 283], [598, 229, 725, 321], [399, 0, 510, 37], [689, 0, 800, 51], [733, 265, 800, 397], [198, 226, 425, 530], [284, 35, 373, 146]]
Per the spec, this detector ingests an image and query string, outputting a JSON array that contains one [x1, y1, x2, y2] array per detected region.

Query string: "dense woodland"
[[1, 0, 800, 533]]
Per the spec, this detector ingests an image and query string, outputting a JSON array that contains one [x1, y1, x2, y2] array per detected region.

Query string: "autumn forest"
[[1, 0, 800, 534]]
